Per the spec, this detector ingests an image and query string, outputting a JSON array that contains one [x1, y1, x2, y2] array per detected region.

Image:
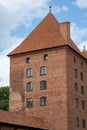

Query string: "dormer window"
[[26, 57, 30, 63]]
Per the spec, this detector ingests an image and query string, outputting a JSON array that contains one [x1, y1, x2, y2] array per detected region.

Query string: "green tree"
[[0, 86, 9, 110]]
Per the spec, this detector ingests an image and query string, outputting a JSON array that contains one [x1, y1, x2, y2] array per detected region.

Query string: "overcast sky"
[[0, 0, 87, 86]]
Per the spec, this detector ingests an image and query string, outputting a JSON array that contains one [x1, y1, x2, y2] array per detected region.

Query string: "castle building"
[[7, 10, 87, 130]]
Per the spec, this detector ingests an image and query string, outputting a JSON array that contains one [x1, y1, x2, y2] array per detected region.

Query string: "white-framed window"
[[27, 82, 33, 91], [40, 96, 47, 106], [40, 81, 47, 90], [27, 98, 33, 107], [27, 68, 33, 77], [40, 66, 47, 75]]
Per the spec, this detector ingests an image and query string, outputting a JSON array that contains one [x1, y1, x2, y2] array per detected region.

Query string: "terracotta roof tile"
[[8, 13, 83, 57], [8, 13, 66, 56]]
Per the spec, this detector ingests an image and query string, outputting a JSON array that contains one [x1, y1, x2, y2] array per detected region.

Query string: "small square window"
[[27, 68, 33, 77], [26, 57, 30, 63], [27, 82, 33, 91], [40, 66, 47, 75], [44, 55, 48, 60]]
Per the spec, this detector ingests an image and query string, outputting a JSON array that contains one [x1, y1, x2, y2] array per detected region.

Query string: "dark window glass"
[[44, 55, 48, 60], [81, 86, 84, 94], [74, 68, 78, 78], [75, 98, 78, 108], [27, 98, 33, 107], [26, 57, 30, 63], [80, 72, 84, 81], [76, 117, 79, 127], [40, 66, 47, 75], [27, 82, 33, 91], [82, 119, 86, 128], [40, 96, 47, 106], [74, 82, 78, 92], [27, 68, 33, 77], [82, 101, 85, 110], [81, 62, 83, 68], [40, 81, 47, 90]]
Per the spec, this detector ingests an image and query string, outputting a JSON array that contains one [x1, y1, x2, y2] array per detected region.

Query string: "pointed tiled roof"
[[8, 13, 82, 56]]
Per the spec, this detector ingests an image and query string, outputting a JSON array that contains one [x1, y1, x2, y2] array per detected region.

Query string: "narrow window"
[[80, 72, 84, 81], [27, 98, 33, 107], [27, 82, 33, 91], [81, 62, 83, 68], [44, 54, 48, 60], [81, 86, 84, 94], [82, 101, 85, 110], [40, 81, 47, 90], [76, 117, 79, 127], [74, 57, 76, 63], [27, 68, 33, 77], [40, 66, 47, 75], [75, 98, 78, 108], [74, 82, 78, 92], [40, 96, 47, 106], [82, 119, 86, 128], [74, 68, 78, 78], [26, 57, 30, 63]]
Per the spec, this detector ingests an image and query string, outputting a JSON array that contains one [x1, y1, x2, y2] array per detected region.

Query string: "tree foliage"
[[0, 86, 9, 111]]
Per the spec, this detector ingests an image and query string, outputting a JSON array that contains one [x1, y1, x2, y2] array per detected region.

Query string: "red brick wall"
[[66, 48, 87, 130], [9, 47, 68, 130], [9, 46, 87, 130]]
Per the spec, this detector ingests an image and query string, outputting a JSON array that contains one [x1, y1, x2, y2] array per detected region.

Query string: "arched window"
[[81, 86, 84, 94], [27, 98, 33, 107], [74, 68, 78, 78], [82, 101, 85, 110], [40, 81, 47, 90], [76, 117, 79, 127], [82, 119, 85, 128], [80, 72, 84, 81], [74, 82, 78, 92], [43, 54, 48, 60], [40, 96, 47, 106]]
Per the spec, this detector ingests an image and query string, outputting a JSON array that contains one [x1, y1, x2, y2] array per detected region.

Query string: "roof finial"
[[49, 6, 51, 13], [83, 46, 86, 52]]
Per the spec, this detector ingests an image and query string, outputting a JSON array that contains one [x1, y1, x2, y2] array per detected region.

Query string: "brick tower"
[[8, 11, 87, 130]]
